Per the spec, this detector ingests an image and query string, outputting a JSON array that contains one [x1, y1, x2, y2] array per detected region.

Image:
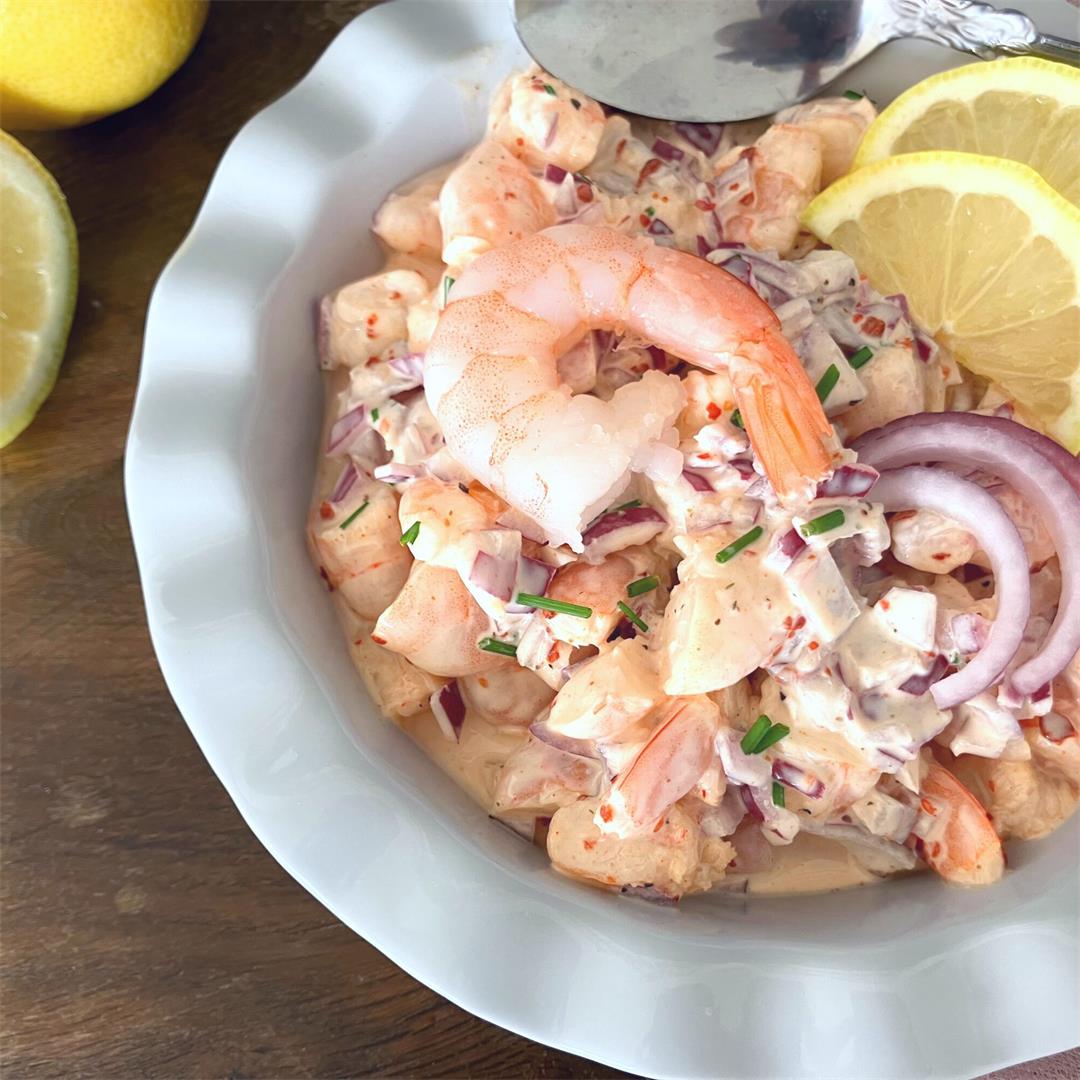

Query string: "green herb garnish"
[[543, 83, 557, 96], [371, 407, 380, 421], [843, 89, 864, 100], [515, 593, 593, 619], [627, 575, 659, 598], [339, 499, 370, 530], [613, 499, 642, 511], [644, 206, 655, 218], [478, 637, 518, 657], [815, 363, 839, 403], [442, 276, 455, 305], [740, 715, 771, 754], [715, 525, 763, 564], [399, 521, 420, 546], [617, 601, 649, 633], [772, 781, 786, 807], [754, 723, 791, 753], [800, 509, 845, 537], [848, 345, 873, 370], [730, 408, 744, 430]]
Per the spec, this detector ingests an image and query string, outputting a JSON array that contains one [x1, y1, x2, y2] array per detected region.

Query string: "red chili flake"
[[388, 290, 401, 300], [694, 198, 716, 211], [319, 501, 334, 520], [824, 666, 833, 676], [852, 312, 864, 324], [808, 641, 819, 651], [368, 561, 383, 571], [706, 402, 722, 420], [366, 313, 377, 325], [987, 780, 997, 793], [477, 676, 489, 688], [583, 838, 596, 850], [636, 157, 662, 189], [365, 328, 376, 339], [576, 183, 593, 202], [793, 615, 806, 631], [371, 634, 387, 645], [863, 316, 886, 337], [546, 644, 561, 664], [653, 817, 665, 833], [920, 797, 938, 816], [505, 191, 517, 200], [739, 193, 753, 206], [515, 137, 524, 146], [639, 213, 651, 228], [783, 615, 794, 630], [930, 841, 942, 858], [932, 552, 949, 561], [599, 804, 614, 823], [880, 598, 891, 611], [728, 182, 740, 192]]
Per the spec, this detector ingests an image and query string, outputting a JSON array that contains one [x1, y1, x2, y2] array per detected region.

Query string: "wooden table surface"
[[1, 3, 1074, 1078]]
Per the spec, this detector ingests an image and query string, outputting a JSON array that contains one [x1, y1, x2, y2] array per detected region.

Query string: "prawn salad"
[[308, 66, 1080, 900]]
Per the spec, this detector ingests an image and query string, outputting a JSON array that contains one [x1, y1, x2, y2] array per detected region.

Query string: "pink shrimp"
[[424, 224, 835, 549]]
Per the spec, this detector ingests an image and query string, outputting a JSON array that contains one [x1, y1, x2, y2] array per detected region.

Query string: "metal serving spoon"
[[513, 0, 1080, 121]]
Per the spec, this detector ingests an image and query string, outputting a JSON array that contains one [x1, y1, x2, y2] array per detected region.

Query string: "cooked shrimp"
[[373, 561, 504, 677], [914, 761, 1005, 885], [319, 269, 429, 369], [309, 481, 413, 621], [397, 476, 495, 570], [372, 179, 443, 258], [492, 734, 603, 814], [459, 665, 556, 728], [544, 553, 637, 646], [424, 224, 835, 549], [774, 95, 876, 186], [547, 796, 735, 898], [546, 638, 663, 740], [597, 695, 720, 835], [438, 139, 556, 269], [348, 619, 443, 718], [714, 124, 822, 257], [488, 66, 606, 173]]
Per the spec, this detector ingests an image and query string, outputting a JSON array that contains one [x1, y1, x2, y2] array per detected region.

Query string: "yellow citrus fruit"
[[803, 151, 1080, 451], [0, 0, 208, 130], [854, 57, 1080, 205], [0, 130, 78, 446]]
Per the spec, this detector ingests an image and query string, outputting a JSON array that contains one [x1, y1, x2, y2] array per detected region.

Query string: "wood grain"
[[0, 3, 621, 1076], [1, 2, 1073, 1077]]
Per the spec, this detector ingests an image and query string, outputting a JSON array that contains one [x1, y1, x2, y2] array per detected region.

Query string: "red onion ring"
[[871, 467, 1030, 709], [854, 414, 1080, 699]]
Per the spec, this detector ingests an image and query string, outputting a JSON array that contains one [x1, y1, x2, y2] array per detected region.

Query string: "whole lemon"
[[0, 0, 209, 130]]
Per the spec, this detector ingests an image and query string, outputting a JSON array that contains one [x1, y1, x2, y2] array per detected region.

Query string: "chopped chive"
[[627, 575, 659, 598], [339, 498, 370, 530], [740, 715, 771, 755], [442, 276, 455, 305], [715, 525, 764, 564], [400, 520, 420, 546], [800, 508, 845, 537], [753, 722, 790, 753], [516, 593, 593, 618], [772, 781, 786, 807], [617, 601, 649, 633], [371, 407, 380, 421], [730, 408, 744, 429], [843, 89, 864, 100], [644, 206, 655, 218], [543, 83, 557, 96], [613, 499, 642, 511], [479, 637, 518, 657], [848, 345, 873, 370], [570, 97, 581, 110], [815, 363, 840, 403]]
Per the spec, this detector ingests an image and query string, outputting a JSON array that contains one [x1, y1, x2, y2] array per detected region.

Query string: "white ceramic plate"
[[126, 2, 1080, 1076]]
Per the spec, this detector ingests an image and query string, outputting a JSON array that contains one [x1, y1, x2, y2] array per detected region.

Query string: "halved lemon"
[[803, 151, 1080, 451], [0, 131, 78, 447], [854, 57, 1080, 205]]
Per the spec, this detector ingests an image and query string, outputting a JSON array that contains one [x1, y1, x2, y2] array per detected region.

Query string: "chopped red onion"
[[329, 462, 358, 504], [326, 403, 368, 455], [316, 296, 333, 370], [430, 681, 466, 741], [582, 506, 666, 556], [772, 760, 825, 799], [776, 527, 807, 560], [469, 550, 516, 602], [507, 557, 556, 613], [899, 654, 949, 696], [544, 163, 568, 184], [682, 470, 713, 493], [696, 235, 713, 258], [673, 121, 725, 155], [854, 414, 1080, 698], [528, 721, 600, 760], [373, 462, 425, 484], [543, 113, 559, 149], [387, 352, 425, 384], [1040, 712, 1076, 744], [651, 137, 685, 162], [739, 785, 765, 822], [951, 612, 989, 655], [647, 217, 673, 237], [817, 464, 879, 498], [872, 466, 1030, 708]]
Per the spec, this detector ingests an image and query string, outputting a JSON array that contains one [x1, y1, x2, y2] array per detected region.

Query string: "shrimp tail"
[[733, 327, 836, 501]]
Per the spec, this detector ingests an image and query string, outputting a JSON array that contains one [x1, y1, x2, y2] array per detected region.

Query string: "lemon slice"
[[803, 151, 1080, 451], [0, 132, 78, 447], [854, 58, 1080, 205]]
